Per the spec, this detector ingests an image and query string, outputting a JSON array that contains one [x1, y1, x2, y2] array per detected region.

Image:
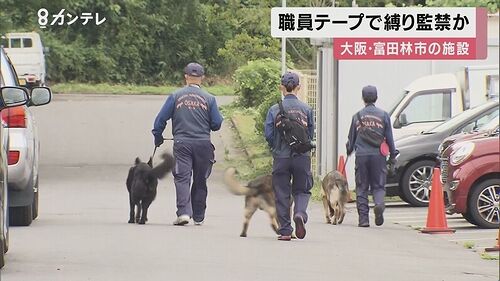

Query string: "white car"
[[1, 48, 51, 227]]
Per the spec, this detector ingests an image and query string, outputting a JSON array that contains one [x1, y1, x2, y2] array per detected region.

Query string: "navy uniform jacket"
[[152, 85, 223, 141], [346, 104, 396, 157], [264, 95, 314, 158]]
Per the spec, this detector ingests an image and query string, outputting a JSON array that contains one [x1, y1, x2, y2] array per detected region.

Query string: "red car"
[[441, 131, 500, 229]]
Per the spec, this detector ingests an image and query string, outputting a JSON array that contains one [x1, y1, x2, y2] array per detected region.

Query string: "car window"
[[10, 38, 21, 48], [0, 37, 8, 48], [23, 38, 33, 48], [0, 51, 18, 86], [400, 91, 451, 124], [457, 108, 499, 134]]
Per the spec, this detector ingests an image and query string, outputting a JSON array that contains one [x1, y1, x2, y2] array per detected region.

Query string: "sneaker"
[[293, 216, 306, 239], [194, 220, 204, 226], [374, 205, 385, 226], [277, 235, 292, 241], [358, 222, 370, 227], [173, 215, 190, 226]]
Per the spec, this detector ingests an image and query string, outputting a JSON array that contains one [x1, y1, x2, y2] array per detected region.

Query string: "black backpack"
[[356, 112, 385, 147], [276, 101, 314, 154]]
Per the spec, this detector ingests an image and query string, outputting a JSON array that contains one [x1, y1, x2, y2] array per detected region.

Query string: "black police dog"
[[126, 153, 174, 224], [224, 168, 279, 237]]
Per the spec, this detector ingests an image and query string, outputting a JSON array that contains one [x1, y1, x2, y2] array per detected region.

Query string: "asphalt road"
[[1, 94, 498, 281]]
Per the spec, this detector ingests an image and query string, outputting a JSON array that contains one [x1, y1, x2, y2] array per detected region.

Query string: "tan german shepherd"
[[322, 170, 349, 225], [223, 168, 279, 237]]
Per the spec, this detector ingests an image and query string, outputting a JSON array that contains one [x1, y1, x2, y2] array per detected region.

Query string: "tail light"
[[8, 151, 20, 165], [1, 106, 26, 128]]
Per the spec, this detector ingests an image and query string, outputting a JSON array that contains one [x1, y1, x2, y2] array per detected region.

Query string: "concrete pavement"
[[1, 94, 498, 281]]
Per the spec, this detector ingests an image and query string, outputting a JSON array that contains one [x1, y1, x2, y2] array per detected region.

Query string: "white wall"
[[317, 15, 500, 185]]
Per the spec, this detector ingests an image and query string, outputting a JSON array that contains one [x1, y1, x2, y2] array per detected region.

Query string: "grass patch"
[[463, 241, 475, 249], [221, 104, 272, 180], [51, 82, 235, 96], [480, 252, 499, 260]]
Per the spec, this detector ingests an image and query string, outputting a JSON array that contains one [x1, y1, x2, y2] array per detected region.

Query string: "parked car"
[[1, 32, 47, 88], [389, 65, 499, 139], [438, 117, 499, 156], [0, 47, 52, 227], [0, 86, 30, 268], [385, 101, 499, 206], [441, 133, 499, 229]]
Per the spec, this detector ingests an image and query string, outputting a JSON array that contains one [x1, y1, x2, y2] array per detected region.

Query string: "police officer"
[[152, 62, 223, 226], [264, 72, 314, 240], [346, 85, 397, 227]]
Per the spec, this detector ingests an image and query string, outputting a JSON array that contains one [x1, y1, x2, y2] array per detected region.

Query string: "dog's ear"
[[147, 157, 153, 168], [135, 157, 141, 165], [150, 153, 174, 179]]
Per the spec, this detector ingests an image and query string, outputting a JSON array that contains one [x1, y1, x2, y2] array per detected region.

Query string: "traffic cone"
[[485, 228, 499, 252], [421, 168, 455, 234], [337, 155, 355, 203], [337, 155, 347, 177]]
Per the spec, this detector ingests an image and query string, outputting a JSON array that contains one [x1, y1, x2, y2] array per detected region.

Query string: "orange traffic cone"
[[485, 228, 499, 252], [421, 168, 455, 234], [337, 155, 355, 203], [337, 155, 347, 177]]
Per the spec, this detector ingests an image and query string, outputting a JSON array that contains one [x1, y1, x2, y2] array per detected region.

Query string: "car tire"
[[468, 179, 500, 229], [401, 160, 435, 207], [462, 209, 477, 225], [9, 204, 33, 227], [32, 179, 39, 220]]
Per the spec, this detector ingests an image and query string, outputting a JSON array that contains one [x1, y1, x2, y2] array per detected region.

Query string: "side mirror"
[[43, 47, 50, 54], [0, 87, 29, 109], [29, 87, 52, 106]]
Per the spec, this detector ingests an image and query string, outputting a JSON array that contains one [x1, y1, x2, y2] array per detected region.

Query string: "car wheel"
[[9, 204, 33, 227], [32, 178, 39, 220], [468, 179, 500, 229], [401, 160, 435, 207], [462, 209, 477, 225]]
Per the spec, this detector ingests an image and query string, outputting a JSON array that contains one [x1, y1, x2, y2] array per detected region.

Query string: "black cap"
[[184, 62, 204, 77], [362, 85, 378, 100], [281, 72, 300, 88]]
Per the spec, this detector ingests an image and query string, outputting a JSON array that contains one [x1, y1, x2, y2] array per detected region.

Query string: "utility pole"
[[281, 0, 287, 74]]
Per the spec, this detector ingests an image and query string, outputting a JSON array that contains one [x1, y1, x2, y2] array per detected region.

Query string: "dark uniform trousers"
[[172, 140, 215, 222], [355, 154, 387, 225], [272, 155, 313, 236]]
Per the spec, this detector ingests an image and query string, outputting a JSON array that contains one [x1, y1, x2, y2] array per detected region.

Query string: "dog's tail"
[[150, 153, 175, 179], [223, 168, 256, 196]]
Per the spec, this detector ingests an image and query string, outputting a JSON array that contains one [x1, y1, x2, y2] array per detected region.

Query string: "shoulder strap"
[[356, 112, 364, 127], [278, 101, 286, 116]]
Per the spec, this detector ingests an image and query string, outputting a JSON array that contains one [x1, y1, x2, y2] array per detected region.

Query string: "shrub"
[[233, 59, 281, 108], [255, 91, 281, 135]]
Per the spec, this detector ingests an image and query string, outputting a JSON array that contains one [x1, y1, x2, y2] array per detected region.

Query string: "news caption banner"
[[271, 7, 488, 60]]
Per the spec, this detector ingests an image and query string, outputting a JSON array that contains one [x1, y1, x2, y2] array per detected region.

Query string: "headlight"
[[450, 142, 475, 166]]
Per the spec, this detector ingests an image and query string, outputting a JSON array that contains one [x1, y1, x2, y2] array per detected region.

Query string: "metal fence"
[[296, 69, 319, 177]]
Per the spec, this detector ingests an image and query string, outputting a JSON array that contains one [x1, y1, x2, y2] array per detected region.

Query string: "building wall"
[[317, 15, 500, 185]]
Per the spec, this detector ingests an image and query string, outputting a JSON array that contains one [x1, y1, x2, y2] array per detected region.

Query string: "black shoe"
[[293, 216, 306, 239], [358, 222, 370, 227], [374, 205, 385, 226]]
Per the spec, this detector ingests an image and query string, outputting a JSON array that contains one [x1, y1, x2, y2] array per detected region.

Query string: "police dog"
[[224, 168, 279, 237], [322, 170, 349, 225], [126, 153, 174, 224]]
